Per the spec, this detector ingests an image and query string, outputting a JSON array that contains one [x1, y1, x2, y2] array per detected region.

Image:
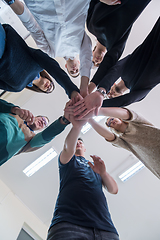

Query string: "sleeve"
[[17, 3, 53, 57], [79, 32, 92, 78], [98, 56, 129, 93], [0, 99, 19, 114], [32, 49, 80, 98], [102, 89, 151, 108], [124, 109, 154, 126], [91, 27, 131, 87], [19, 117, 67, 153]]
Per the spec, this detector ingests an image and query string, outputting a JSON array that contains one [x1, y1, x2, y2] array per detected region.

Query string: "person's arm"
[[89, 118, 115, 141], [60, 116, 87, 164], [88, 155, 118, 194], [32, 49, 80, 98], [0, 99, 18, 113], [9, 0, 52, 56], [102, 89, 151, 108], [0, 99, 34, 123], [79, 32, 92, 97], [18, 116, 69, 154], [70, 88, 105, 119], [91, 29, 131, 89], [79, 32, 92, 79]]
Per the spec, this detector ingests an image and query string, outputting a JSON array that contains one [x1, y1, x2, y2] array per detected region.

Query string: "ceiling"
[[0, 1, 160, 239]]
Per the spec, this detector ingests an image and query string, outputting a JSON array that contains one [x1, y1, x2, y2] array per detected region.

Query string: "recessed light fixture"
[[23, 148, 57, 177], [119, 161, 144, 182], [81, 116, 105, 134]]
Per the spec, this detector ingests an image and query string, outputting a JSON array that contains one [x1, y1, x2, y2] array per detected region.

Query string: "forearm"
[[99, 107, 130, 120], [62, 126, 81, 158], [89, 118, 115, 141], [101, 171, 118, 194], [27, 117, 67, 150], [33, 49, 80, 98], [0, 99, 19, 114], [79, 32, 92, 78]]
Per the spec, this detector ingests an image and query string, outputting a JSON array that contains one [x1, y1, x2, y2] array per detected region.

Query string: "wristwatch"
[[96, 88, 107, 99], [61, 116, 70, 125]]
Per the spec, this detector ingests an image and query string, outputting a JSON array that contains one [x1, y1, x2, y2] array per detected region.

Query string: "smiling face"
[[75, 139, 86, 156], [28, 116, 49, 131], [65, 58, 80, 78], [38, 77, 54, 93], [107, 84, 123, 98], [92, 46, 106, 67], [106, 117, 123, 131]]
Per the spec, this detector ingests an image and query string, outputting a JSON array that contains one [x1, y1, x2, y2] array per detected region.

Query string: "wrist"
[[60, 116, 70, 125], [96, 88, 107, 99]]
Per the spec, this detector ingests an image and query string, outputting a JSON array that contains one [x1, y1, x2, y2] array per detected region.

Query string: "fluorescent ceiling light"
[[81, 116, 105, 134], [23, 148, 57, 177], [119, 161, 144, 182]]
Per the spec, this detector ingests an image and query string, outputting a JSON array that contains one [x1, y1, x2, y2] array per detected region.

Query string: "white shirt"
[[21, 0, 92, 78]]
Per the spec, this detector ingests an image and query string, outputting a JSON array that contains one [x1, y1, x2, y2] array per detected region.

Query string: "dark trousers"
[[47, 222, 119, 240]]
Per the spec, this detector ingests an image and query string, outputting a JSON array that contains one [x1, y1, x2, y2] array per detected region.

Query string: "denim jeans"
[[0, 23, 6, 58], [47, 222, 119, 240]]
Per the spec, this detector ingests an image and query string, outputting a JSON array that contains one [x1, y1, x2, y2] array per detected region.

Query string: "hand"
[[11, 107, 34, 124], [69, 114, 87, 128], [72, 91, 104, 119], [88, 155, 106, 177], [100, 0, 121, 5], [63, 100, 73, 122], [70, 91, 83, 105]]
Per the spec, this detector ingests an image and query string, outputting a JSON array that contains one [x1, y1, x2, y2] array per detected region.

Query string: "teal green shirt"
[[0, 99, 67, 166]]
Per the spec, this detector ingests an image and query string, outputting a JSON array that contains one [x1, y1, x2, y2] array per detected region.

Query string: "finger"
[[73, 105, 86, 116], [88, 161, 94, 169], [73, 99, 84, 107], [75, 109, 90, 119]]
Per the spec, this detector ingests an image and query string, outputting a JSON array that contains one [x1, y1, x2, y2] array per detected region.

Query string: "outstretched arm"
[[8, 0, 52, 56], [89, 155, 118, 194], [99, 107, 130, 120], [60, 115, 87, 164], [89, 118, 115, 141]]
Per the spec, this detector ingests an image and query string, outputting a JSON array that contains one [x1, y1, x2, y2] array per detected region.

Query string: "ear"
[[65, 63, 67, 69]]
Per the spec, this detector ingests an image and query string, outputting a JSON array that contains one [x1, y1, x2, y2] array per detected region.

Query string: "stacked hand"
[[65, 91, 104, 120]]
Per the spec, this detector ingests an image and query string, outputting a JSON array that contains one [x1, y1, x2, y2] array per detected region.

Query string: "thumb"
[[88, 161, 94, 169]]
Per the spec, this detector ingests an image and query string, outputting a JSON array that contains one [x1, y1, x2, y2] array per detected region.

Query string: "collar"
[[24, 121, 34, 132]]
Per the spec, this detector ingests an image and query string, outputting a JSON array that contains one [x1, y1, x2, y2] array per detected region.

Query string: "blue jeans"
[[0, 23, 6, 58], [47, 222, 119, 240]]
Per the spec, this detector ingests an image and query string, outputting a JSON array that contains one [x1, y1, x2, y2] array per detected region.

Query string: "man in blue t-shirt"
[[47, 115, 119, 240]]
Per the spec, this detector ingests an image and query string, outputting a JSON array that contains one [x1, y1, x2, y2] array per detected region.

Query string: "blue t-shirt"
[[50, 155, 118, 235]]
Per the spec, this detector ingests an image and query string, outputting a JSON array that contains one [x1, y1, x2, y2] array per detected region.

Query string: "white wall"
[[0, 179, 48, 240]]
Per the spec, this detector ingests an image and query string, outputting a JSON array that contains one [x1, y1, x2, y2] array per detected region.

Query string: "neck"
[[117, 122, 128, 133], [75, 151, 85, 158]]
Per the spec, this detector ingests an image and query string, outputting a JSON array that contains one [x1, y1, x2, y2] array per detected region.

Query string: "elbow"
[[110, 185, 118, 195]]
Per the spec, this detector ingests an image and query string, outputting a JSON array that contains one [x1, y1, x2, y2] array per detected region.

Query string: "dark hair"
[[78, 137, 84, 143], [25, 70, 55, 93]]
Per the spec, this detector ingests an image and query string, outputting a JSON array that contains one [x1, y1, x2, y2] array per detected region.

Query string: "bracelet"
[[96, 88, 107, 99], [61, 116, 70, 125]]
